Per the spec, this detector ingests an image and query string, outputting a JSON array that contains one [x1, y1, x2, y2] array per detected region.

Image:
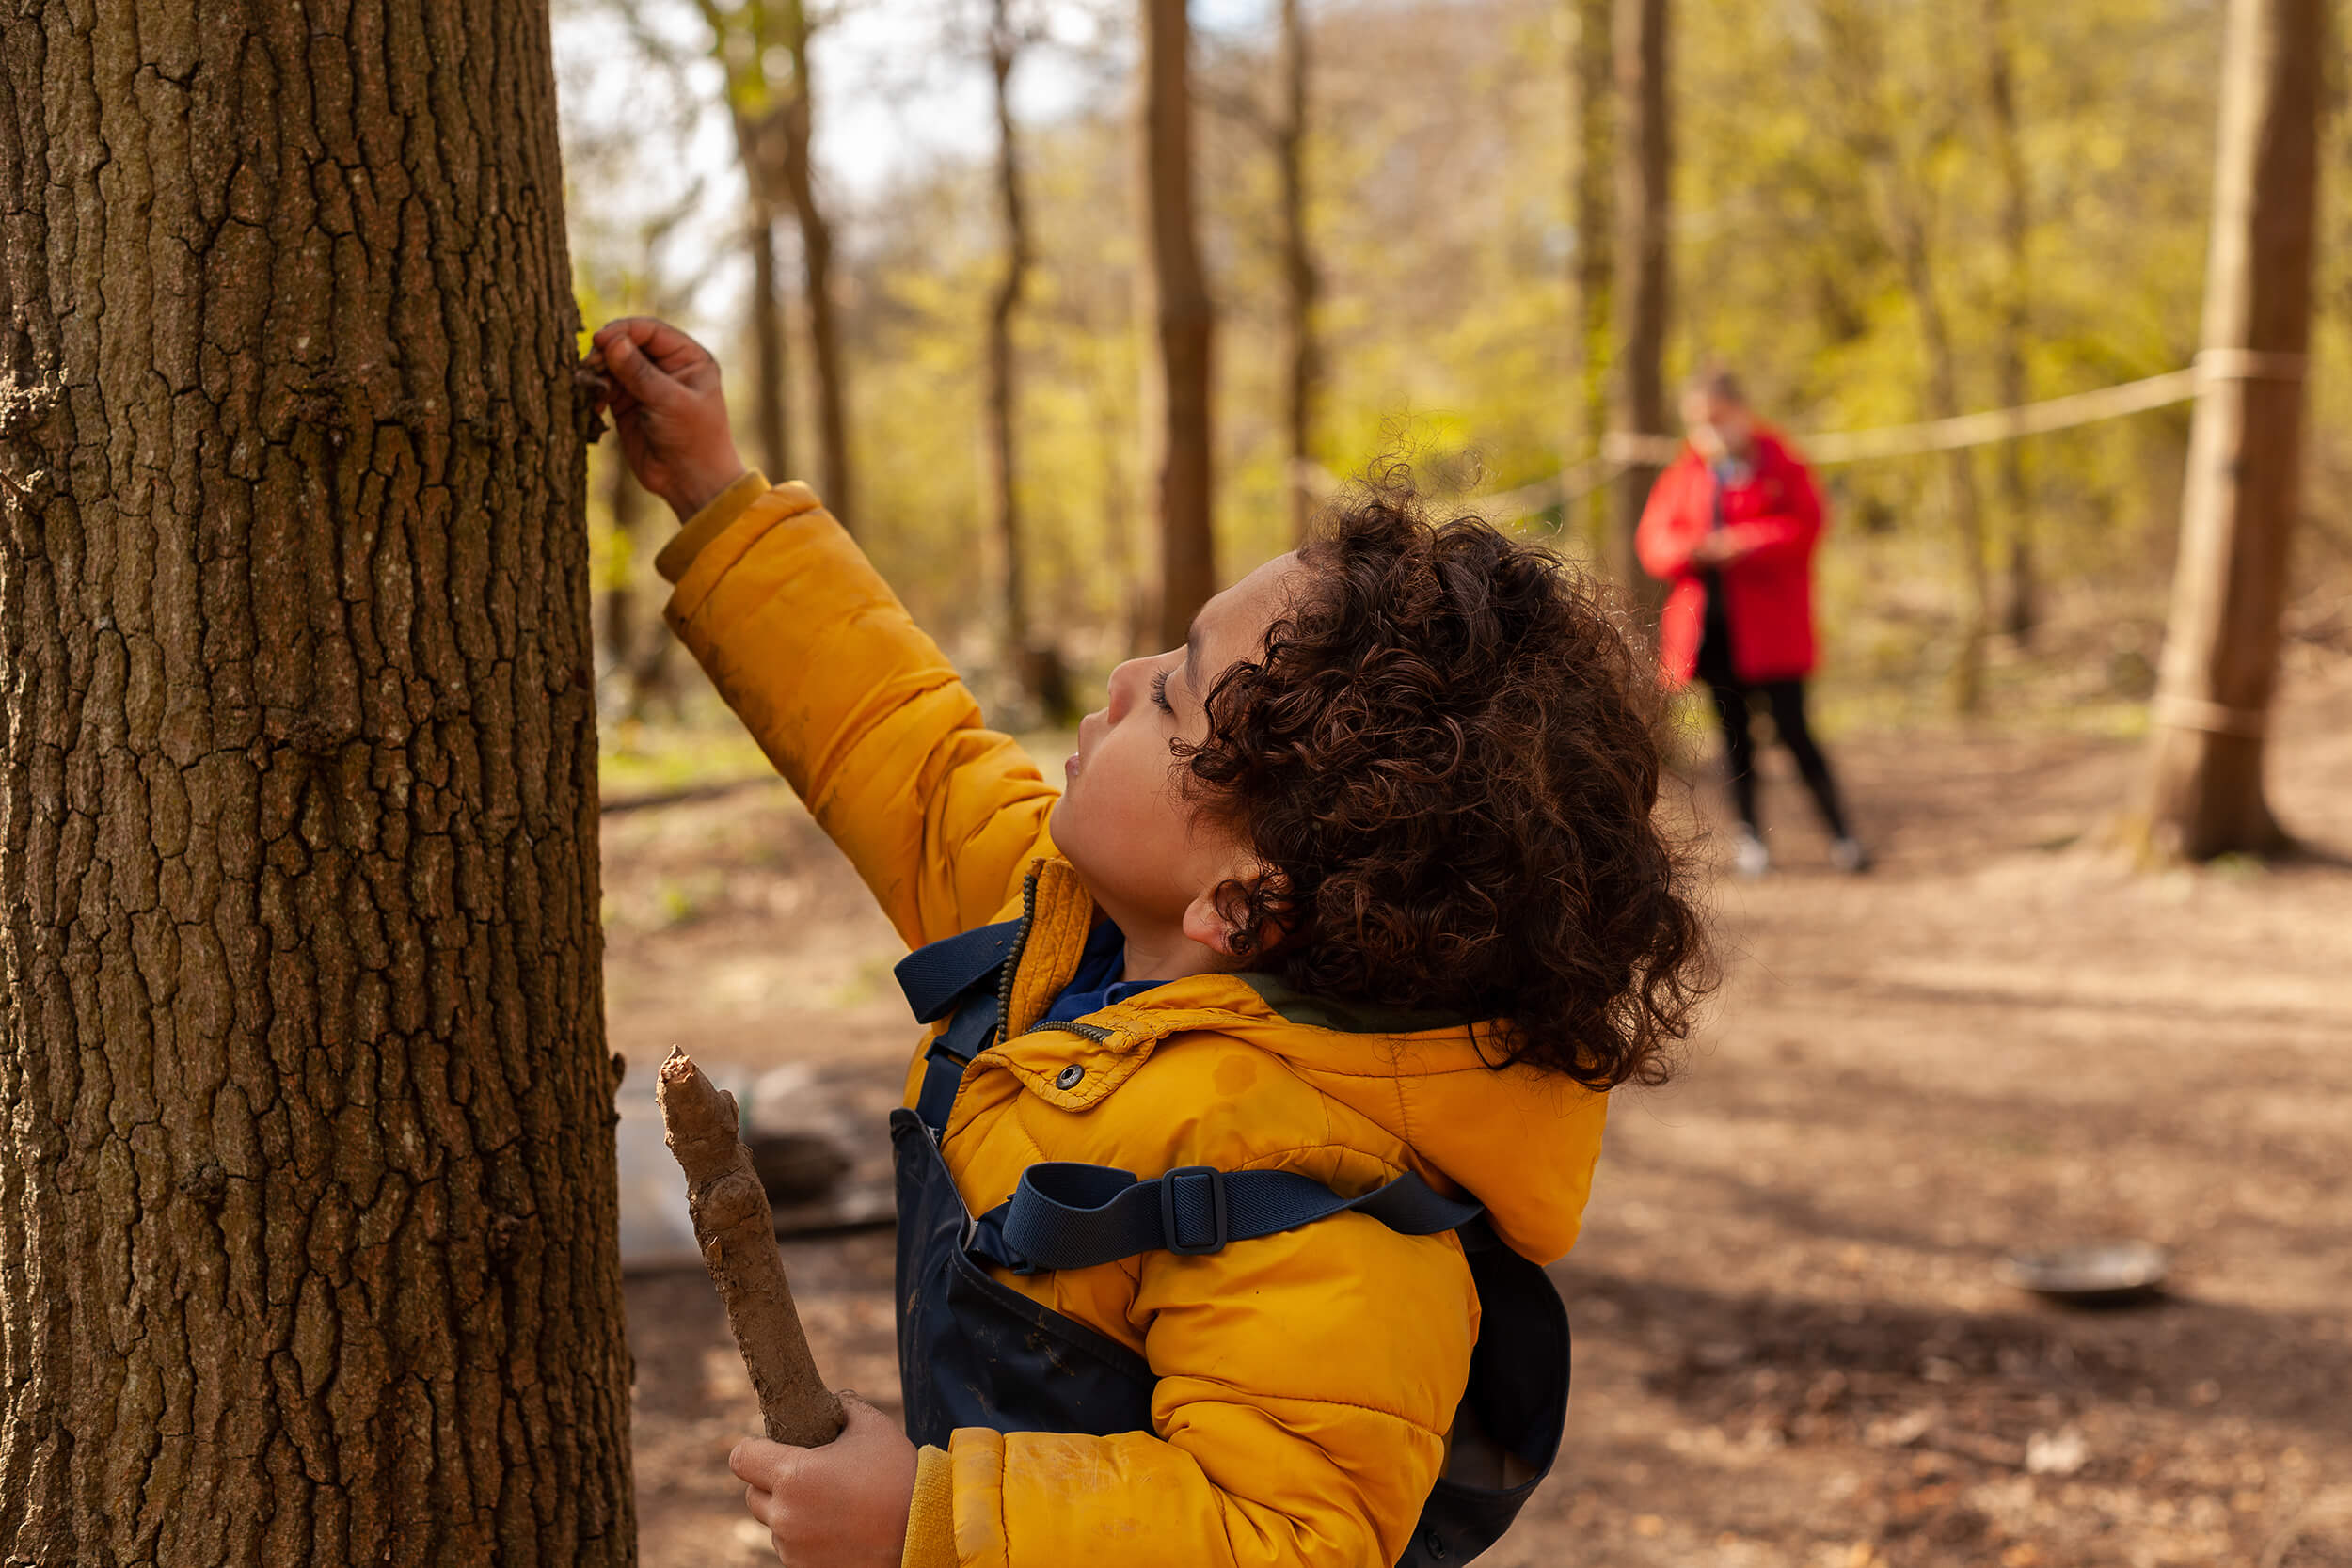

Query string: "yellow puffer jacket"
[[660, 477, 1612, 1568]]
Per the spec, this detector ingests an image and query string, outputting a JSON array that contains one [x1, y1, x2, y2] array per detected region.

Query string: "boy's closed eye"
[[1150, 668, 1175, 716]]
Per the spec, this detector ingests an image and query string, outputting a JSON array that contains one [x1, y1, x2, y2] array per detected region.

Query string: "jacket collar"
[[965, 858, 1611, 1263]]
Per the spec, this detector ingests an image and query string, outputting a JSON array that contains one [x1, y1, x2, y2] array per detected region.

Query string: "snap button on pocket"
[[1055, 1065, 1085, 1090]]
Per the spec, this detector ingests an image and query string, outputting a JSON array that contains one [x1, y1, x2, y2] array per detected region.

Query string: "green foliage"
[[565, 0, 2348, 726]]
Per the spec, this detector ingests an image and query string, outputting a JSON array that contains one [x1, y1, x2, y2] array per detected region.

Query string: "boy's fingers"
[[729, 1435, 803, 1492], [596, 316, 710, 375], [742, 1482, 775, 1527], [599, 332, 677, 404]]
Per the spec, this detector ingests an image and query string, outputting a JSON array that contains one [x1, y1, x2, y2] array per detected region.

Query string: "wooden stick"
[[656, 1046, 846, 1448]]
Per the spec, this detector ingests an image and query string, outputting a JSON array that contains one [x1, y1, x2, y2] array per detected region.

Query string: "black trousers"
[[1703, 676, 1851, 840]]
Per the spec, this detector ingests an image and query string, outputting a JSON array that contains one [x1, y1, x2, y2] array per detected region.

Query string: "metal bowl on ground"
[[1998, 1242, 2171, 1307]]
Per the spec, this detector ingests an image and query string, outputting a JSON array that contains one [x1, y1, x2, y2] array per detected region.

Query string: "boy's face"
[[1052, 553, 1306, 968]]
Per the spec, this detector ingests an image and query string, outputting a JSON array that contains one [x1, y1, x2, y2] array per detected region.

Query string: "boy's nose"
[[1103, 657, 1146, 723]]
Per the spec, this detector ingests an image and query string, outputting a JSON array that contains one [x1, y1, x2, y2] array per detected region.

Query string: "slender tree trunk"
[[1608, 0, 1670, 610], [0, 5, 632, 1564], [2133, 0, 2323, 860], [1142, 0, 1217, 649], [781, 8, 854, 531], [1882, 187, 1994, 713], [1983, 0, 2036, 644], [748, 194, 795, 482], [1276, 0, 1322, 546], [601, 446, 643, 684], [603, 451, 676, 722], [986, 0, 1037, 692], [1092, 356, 1148, 655], [1565, 0, 1613, 558]]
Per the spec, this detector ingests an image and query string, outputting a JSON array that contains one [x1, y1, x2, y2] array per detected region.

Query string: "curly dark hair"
[[1175, 483, 1714, 1090]]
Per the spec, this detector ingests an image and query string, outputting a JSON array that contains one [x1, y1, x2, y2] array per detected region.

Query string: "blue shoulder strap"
[[970, 1161, 1485, 1275], [897, 920, 1026, 1133], [898, 919, 1489, 1269], [896, 918, 1025, 1023]]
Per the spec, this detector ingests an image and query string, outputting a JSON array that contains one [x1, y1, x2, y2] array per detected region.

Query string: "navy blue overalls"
[[888, 915, 1573, 1567]]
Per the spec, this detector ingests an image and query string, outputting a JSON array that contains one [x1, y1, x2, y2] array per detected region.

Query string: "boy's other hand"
[[587, 317, 748, 524], [731, 1392, 917, 1567]]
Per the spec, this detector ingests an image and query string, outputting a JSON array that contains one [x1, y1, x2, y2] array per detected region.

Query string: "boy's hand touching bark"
[[586, 317, 749, 524], [731, 1392, 919, 1568]]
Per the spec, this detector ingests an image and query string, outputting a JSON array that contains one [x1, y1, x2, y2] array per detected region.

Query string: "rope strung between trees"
[[1449, 363, 2212, 521]]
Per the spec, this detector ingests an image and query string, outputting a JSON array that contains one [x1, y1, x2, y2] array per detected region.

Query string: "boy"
[[589, 318, 1709, 1568]]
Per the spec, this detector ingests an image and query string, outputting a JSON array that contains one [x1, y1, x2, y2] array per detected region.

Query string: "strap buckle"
[[1159, 1166, 1230, 1256]]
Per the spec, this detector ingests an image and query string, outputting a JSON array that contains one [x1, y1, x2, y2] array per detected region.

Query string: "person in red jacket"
[[1638, 369, 1868, 875]]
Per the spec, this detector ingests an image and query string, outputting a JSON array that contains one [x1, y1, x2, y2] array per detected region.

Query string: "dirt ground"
[[603, 658, 2352, 1568]]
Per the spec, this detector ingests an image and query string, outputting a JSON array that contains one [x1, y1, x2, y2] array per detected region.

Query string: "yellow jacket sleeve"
[[661, 478, 1061, 947], [945, 1214, 1473, 1568]]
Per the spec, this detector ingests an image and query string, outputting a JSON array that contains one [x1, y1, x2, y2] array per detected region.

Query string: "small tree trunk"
[[782, 8, 855, 531], [0, 4, 632, 1562], [1277, 0, 1323, 546], [1142, 0, 1218, 649], [1608, 0, 1671, 611], [1983, 0, 2036, 644], [986, 0, 1039, 699], [748, 195, 796, 482], [1882, 187, 1994, 714], [1565, 0, 1613, 557], [601, 445, 644, 684], [2133, 0, 2323, 860]]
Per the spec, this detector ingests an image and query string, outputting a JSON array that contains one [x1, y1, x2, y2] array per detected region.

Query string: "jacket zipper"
[[1029, 1020, 1115, 1043], [991, 866, 1043, 1048]]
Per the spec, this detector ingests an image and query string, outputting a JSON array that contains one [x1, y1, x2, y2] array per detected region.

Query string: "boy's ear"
[[1179, 861, 1291, 962]]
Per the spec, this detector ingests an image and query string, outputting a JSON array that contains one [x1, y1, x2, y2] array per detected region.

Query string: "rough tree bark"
[[1564, 0, 1613, 558], [2132, 0, 2323, 859], [1275, 0, 1322, 546], [1142, 0, 1217, 650], [0, 5, 633, 1565], [1607, 0, 1669, 611], [1982, 0, 2035, 644]]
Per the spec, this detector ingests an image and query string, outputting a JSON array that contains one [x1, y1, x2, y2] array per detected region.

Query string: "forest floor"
[[605, 655, 2352, 1568]]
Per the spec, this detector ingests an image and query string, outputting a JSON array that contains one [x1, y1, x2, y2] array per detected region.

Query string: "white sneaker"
[[1829, 836, 1873, 874], [1733, 829, 1772, 878]]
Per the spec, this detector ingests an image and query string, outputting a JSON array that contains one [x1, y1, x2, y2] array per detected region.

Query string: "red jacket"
[[1635, 428, 1824, 687]]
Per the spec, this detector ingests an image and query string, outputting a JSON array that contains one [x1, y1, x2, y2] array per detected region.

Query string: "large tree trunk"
[[1142, 0, 1217, 650], [2133, 0, 2323, 860], [0, 6, 633, 1565], [1276, 0, 1322, 546], [1982, 0, 2036, 644], [747, 194, 795, 483], [1565, 0, 1613, 559], [1607, 0, 1670, 610], [780, 8, 854, 531]]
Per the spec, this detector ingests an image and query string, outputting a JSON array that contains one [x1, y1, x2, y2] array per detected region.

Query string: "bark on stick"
[[657, 1047, 848, 1447]]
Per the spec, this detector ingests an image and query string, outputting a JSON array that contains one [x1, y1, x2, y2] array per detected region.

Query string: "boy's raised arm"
[[660, 483, 1058, 946], [592, 318, 1057, 947]]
